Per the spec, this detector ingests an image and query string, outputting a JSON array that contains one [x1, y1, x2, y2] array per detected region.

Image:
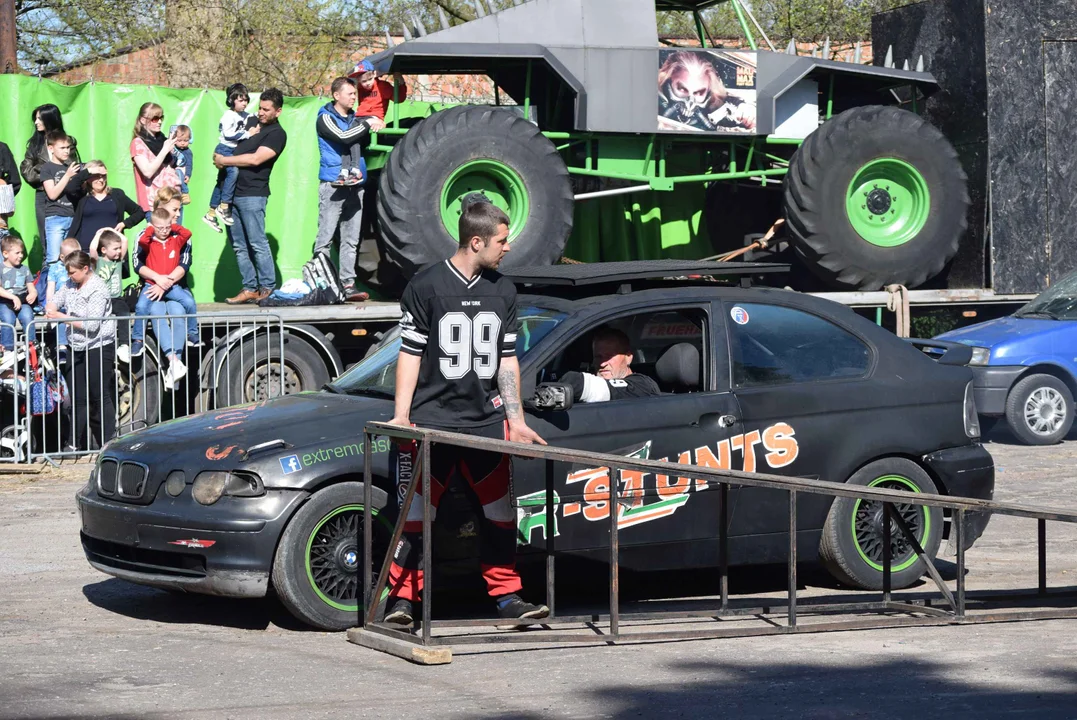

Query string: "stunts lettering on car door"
[[516, 422, 799, 541]]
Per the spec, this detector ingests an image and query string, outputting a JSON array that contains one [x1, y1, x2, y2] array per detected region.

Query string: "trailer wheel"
[[784, 105, 969, 290], [273, 482, 393, 630], [377, 106, 574, 277], [1004, 373, 1074, 446], [219, 335, 330, 406], [819, 458, 942, 590], [117, 342, 161, 433]]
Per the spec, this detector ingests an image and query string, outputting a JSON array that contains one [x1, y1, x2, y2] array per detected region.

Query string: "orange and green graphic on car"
[[517, 422, 799, 542]]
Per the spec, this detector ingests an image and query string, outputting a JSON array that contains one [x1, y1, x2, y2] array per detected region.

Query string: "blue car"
[[936, 274, 1077, 445]]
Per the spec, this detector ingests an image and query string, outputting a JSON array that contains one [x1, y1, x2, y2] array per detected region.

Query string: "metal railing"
[[0, 321, 29, 462], [358, 422, 1077, 655], [0, 312, 285, 462]]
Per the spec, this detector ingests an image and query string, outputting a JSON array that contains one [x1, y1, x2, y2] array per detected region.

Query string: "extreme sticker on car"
[[517, 421, 799, 542], [279, 439, 393, 475]]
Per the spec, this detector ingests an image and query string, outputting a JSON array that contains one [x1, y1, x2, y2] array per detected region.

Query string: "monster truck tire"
[[377, 106, 574, 277], [783, 105, 968, 291], [819, 457, 943, 590]]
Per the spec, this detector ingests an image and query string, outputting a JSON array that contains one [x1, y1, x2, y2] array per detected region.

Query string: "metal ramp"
[[350, 423, 1077, 664]]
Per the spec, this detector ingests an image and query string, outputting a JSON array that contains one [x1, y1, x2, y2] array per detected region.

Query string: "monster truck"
[[363, 0, 969, 292]]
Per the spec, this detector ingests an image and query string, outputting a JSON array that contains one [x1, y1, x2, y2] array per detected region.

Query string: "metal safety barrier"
[[0, 312, 285, 462], [356, 422, 1077, 661], [0, 321, 29, 462]]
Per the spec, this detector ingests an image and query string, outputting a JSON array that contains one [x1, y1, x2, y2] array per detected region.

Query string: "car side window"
[[539, 307, 708, 395], [727, 302, 870, 388]]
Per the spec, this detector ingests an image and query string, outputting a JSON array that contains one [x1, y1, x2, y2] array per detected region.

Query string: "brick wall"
[[50, 45, 169, 86]]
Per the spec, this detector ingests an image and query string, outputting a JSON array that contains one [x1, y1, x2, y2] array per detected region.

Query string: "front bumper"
[[76, 482, 307, 598], [922, 443, 995, 553], [971, 365, 1025, 416]]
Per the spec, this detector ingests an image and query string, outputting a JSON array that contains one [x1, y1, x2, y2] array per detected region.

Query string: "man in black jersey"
[[383, 201, 549, 626], [559, 327, 660, 403]]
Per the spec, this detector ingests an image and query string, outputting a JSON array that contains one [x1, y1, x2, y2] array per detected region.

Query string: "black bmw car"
[[76, 262, 994, 630]]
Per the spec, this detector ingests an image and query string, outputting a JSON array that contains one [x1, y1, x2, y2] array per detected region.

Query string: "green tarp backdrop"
[[0, 74, 329, 302], [0, 74, 714, 302]]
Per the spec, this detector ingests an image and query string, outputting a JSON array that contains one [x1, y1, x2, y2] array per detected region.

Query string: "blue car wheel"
[[1005, 373, 1074, 445]]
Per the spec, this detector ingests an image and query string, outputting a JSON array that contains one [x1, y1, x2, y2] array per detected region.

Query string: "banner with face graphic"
[[657, 49, 758, 133]]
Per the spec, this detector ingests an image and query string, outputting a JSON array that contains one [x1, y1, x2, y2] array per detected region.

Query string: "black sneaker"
[[384, 597, 416, 626], [496, 594, 550, 627]]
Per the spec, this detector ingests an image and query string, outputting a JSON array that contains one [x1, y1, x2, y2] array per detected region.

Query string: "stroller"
[[0, 341, 67, 462]]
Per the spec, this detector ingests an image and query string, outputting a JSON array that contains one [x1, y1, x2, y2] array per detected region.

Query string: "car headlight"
[[969, 347, 991, 366], [165, 471, 186, 497], [191, 471, 264, 505]]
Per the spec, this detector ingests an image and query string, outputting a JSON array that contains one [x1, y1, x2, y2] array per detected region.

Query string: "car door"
[[514, 299, 745, 571], [720, 297, 876, 562]]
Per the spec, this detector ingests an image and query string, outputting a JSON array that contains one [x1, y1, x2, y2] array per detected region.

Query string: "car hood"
[[106, 391, 395, 460], [936, 316, 1065, 348]]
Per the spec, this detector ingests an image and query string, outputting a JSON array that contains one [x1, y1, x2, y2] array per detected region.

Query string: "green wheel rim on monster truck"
[[377, 106, 574, 278], [850, 474, 931, 572], [304, 503, 392, 612], [784, 105, 969, 291], [439, 159, 530, 243], [844, 159, 931, 248]]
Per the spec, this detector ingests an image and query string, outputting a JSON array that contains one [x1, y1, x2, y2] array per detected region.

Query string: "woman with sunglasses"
[[69, 160, 145, 254], [130, 103, 180, 221]]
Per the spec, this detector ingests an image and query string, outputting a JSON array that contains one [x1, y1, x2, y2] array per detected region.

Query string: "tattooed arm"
[[497, 355, 546, 445]]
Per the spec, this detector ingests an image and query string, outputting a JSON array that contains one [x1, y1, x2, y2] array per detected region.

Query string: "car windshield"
[[330, 305, 569, 395], [1015, 272, 1077, 320]]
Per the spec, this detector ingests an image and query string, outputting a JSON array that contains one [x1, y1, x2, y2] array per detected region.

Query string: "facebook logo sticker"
[[280, 455, 302, 474]]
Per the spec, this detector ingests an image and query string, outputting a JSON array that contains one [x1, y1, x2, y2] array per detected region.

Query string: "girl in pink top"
[[130, 102, 181, 214]]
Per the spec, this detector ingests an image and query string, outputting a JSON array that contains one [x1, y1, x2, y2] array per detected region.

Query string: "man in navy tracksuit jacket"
[[314, 76, 385, 295]]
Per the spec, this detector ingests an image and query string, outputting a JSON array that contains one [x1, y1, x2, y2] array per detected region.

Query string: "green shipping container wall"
[[0, 75, 715, 301]]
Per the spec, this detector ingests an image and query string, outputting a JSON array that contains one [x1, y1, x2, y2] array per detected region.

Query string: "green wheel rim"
[[439, 159, 529, 242], [851, 474, 931, 573], [305, 503, 392, 612], [845, 158, 930, 247]]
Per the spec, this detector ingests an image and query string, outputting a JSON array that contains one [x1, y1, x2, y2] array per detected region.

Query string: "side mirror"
[[528, 383, 574, 411]]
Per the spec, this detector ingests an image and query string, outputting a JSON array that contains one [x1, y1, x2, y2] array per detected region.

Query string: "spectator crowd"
[[0, 61, 406, 451]]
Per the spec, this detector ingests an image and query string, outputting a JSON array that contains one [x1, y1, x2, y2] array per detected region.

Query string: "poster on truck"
[[658, 49, 758, 133]]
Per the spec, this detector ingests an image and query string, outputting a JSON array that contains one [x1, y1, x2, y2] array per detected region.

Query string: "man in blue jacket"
[[314, 76, 384, 299]]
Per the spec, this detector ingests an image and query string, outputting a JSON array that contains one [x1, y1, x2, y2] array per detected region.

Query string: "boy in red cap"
[[349, 59, 408, 121], [325, 60, 408, 187]]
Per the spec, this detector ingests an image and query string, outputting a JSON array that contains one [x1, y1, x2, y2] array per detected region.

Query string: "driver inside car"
[[556, 327, 660, 403]]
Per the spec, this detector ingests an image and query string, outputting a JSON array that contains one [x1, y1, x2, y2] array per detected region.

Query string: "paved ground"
[[3, 429, 1077, 719]]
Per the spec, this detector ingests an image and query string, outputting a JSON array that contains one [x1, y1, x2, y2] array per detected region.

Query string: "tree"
[[160, 0, 363, 95], [753, 0, 908, 45], [16, 0, 393, 94], [15, 0, 162, 70]]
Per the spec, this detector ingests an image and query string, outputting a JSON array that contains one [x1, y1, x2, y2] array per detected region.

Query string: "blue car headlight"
[[969, 347, 991, 366]]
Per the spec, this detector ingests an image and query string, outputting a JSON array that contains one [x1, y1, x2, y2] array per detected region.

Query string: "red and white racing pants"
[[387, 421, 521, 602]]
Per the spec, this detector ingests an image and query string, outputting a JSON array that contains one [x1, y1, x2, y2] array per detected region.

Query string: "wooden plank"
[[195, 301, 402, 323], [346, 628, 452, 665], [0, 464, 43, 474]]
